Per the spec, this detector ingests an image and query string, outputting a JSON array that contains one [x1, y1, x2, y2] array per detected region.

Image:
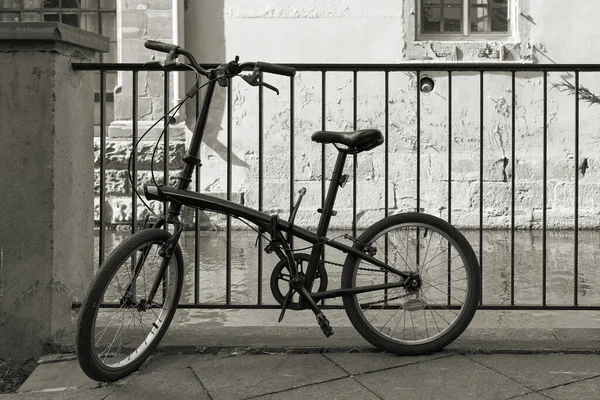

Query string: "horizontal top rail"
[[73, 62, 600, 72]]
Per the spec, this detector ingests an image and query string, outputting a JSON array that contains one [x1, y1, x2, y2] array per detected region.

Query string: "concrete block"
[[0, 23, 105, 363]]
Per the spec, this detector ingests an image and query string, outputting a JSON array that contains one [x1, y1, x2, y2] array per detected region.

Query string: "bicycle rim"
[[349, 221, 476, 347], [89, 239, 180, 369]]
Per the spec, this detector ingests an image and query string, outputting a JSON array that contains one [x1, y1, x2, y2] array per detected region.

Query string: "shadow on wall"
[[184, 0, 247, 170]]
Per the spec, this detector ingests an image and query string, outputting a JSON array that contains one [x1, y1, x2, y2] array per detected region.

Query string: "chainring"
[[270, 253, 328, 310]]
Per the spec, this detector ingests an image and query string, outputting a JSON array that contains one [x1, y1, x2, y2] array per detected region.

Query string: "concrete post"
[[0, 22, 108, 364]]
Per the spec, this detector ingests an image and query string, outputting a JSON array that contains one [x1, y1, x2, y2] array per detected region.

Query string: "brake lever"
[[143, 60, 180, 70], [241, 74, 280, 95]]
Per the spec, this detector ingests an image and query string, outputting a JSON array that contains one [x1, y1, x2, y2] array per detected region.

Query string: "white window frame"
[[417, 0, 514, 41]]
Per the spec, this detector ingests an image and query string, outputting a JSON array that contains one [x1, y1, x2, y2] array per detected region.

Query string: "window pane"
[[444, 0, 462, 4], [43, 0, 59, 7], [491, 6, 508, 31], [470, 6, 488, 32], [80, 12, 98, 32], [444, 7, 462, 32], [0, 13, 19, 21], [43, 13, 59, 21], [62, 0, 79, 8], [101, 12, 116, 39], [1, 0, 19, 9], [22, 12, 43, 21], [493, 0, 507, 3], [100, 0, 115, 9], [81, 0, 98, 8], [23, 0, 45, 8], [470, 0, 487, 4], [423, 6, 441, 32], [62, 13, 79, 27]]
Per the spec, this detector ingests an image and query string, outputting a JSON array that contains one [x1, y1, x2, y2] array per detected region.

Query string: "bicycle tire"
[[77, 228, 184, 382], [341, 212, 480, 355]]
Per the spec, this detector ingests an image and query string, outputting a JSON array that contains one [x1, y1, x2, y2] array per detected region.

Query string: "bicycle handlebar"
[[143, 40, 296, 90], [255, 62, 296, 77], [144, 40, 180, 54]]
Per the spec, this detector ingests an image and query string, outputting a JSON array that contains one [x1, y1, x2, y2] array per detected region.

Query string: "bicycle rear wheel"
[[77, 228, 184, 382], [341, 213, 480, 355]]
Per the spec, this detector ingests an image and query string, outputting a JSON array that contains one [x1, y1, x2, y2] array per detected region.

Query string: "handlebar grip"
[[144, 40, 179, 54], [256, 62, 296, 77]]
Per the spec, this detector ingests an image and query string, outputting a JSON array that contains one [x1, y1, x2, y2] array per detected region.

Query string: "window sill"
[[404, 39, 530, 62]]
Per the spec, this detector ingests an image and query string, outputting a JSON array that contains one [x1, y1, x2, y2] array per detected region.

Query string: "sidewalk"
[[2, 326, 600, 400]]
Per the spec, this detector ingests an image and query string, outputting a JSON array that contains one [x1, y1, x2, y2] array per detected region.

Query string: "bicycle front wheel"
[[341, 213, 480, 355], [77, 228, 184, 382]]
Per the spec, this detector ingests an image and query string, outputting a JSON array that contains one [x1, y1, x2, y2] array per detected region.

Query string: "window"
[[420, 0, 510, 38]]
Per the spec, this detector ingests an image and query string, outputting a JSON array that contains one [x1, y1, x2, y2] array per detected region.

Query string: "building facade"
[[4, 0, 600, 230]]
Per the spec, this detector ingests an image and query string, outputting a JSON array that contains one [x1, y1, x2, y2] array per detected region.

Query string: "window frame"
[[417, 0, 512, 41]]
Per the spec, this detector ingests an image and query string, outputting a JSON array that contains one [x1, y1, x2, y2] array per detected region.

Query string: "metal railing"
[[73, 61, 600, 311]]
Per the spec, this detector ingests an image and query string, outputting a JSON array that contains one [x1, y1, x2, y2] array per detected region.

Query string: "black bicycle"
[[76, 40, 481, 382]]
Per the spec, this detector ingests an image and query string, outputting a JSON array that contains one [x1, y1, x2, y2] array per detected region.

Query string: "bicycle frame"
[[142, 75, 409, 304]]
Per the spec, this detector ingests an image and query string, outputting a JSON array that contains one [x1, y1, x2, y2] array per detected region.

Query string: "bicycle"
[[76, 40, 482, 382]]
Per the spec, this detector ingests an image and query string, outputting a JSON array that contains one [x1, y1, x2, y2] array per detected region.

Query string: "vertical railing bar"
[[447, 70, 452, 306], [416, 70, 421, 270], [542, 71, 547, 307], [131, 71, 138, 234], [162, 72, 170, 301], [416, 70, 421, 213], [511, 71, 516, 306], [479, 70, 484, 305], [447, 71, 452, 224], [574, 71, 579, 306], [226, 81, 233, 305], [321, 71, 326, 274], [384, 71, 389, 300], [289, 75, 295, 249], [258, 75, 264, 305], [163, 71, 169, 217], [99, 70, 106, 266], [352, 70, 358, 239], [321, 71, 326, 211], [195, 77, 201, 305], [321, 70, 327, 276]]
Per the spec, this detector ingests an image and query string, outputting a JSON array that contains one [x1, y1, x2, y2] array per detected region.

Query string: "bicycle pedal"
[[316, 312, 334, 338]]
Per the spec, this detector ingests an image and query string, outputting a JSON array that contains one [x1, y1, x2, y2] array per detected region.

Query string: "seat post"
[[303, 150, 347, 292]]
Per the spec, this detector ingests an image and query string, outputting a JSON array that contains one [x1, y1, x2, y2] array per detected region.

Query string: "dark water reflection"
[[94, 230, 600, 308]]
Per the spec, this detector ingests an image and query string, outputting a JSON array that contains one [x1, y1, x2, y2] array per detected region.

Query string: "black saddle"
[[311, 129, 383, 153]]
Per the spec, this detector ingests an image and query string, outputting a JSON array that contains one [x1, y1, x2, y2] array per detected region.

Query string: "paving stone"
[[540, 376, 600, 400], [355, 354, 531, 400], [509, 392, 553, 399], [190, 354, 347, 400], [448, 328, 565, 352], [325, 352, 450, 375], [104, 368, 209, 399], [139, 353, 217, 374], [17, 361, 101, 393], [0, 387, 114, 399], [252, 377, 379, 400], [468, 354, 600, 391]]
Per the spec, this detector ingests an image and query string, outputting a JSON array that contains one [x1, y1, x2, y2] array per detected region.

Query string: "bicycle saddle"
[[311, 129, 383, 153]]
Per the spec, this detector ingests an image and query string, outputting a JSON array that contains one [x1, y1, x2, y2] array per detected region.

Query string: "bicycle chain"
[[322, 260, 410, 307], [323, 259, 386, 273]]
